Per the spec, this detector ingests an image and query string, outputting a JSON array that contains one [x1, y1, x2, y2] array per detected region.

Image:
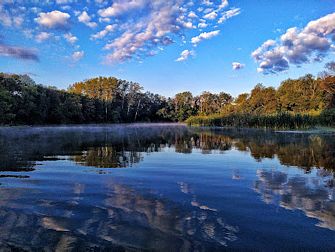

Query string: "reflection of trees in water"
[[174, 134, 232, 154], [70, 147, 143, 168], [0, 125, 186, 171], [240, 134, 335, 171], [0, 125, 335, 249], [254, 169, 335, 230], [0, 137, 35, 172], [0, 179, 239, 251], [205, 129, 335, 172], [0, 126, 335, 172]]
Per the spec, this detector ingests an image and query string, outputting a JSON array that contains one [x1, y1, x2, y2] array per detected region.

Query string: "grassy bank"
[[186, 110, 335, 130]]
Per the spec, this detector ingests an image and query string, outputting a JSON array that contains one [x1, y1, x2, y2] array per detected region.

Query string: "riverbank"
[[186, 111, 335, 130]]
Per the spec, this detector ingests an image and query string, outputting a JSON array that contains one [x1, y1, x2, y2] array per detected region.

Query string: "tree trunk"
[[134, 99, 141, 121]]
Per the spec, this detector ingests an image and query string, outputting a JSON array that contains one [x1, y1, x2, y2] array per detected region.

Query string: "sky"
[[0, 0, 335, 97]]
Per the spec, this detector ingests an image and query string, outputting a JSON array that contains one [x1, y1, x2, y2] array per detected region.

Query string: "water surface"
[[0, 124, 334, 251]]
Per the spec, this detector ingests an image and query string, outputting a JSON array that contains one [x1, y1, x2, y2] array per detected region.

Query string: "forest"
[[0, 62, 334, 128]]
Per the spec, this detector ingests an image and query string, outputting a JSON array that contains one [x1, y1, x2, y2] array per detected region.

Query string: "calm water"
[[0, 124, 335, 251]]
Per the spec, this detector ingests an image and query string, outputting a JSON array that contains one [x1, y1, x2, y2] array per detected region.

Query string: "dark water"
[[0, 124, 334, 251]]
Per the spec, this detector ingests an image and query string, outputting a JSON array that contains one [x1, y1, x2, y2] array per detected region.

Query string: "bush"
[[319, 109, 335, 126], [186, 113, 320, 130]]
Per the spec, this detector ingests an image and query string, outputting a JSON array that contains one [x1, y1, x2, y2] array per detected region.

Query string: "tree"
[[174, 92, 196, 121], [319, 61, 335, 108], [277, 75, 325, 113], [248, 84, 277, 114]]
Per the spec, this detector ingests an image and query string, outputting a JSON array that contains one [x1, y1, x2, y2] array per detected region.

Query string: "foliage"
[[186, 113, 320, 129], [319, 109, 335, 127], [0, 74, 166, 124], [0, 63, 334, 128]]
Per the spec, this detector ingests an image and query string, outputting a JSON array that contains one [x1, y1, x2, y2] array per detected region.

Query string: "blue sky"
[[1, 0, 334, 97]]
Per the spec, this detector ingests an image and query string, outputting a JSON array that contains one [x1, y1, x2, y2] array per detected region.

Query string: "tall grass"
[[185, 112, 335, 129]]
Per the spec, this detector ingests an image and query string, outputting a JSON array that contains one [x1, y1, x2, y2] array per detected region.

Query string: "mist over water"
[[0, 124, 334, 251]]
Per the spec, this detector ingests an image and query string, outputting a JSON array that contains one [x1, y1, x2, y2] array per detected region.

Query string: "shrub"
[[319, 109, 335, 126], [186, 113, 320, 130]]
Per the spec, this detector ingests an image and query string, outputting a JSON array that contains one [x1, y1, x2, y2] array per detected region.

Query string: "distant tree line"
[[186, 63, 335, 128], [0, 74, 167, 124], [0, 62, 334, 127]]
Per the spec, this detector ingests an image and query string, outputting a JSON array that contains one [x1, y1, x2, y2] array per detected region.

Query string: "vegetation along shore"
[[1, 62, 334, 129]]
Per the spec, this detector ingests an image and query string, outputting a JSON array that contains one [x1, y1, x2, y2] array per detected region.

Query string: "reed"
[[185, 112, 332, 129]]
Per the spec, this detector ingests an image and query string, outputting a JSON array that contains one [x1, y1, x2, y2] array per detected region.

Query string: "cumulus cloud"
[[64, 33, 78, 44], [1, 0, 240, 65], [35, 10, 71, 30], [0, 43, 39, 61], [218, 0, 229, 10], [0, 9, 12, 26], [78, 11, 97, 28], [98, 0, 146, 17], [97, 0, 239, 63], [198, 20, 208, 28], [188, 11, 198, 18], [13, 16, 24, 27], [191, 30, 220, 45], [252, 12, 335, 74], [35, 32, 52, 42], [91, 24, 115, 40], [203, 11, 217, 20], [102, 1, 181, 63], [176, 49, 194, 62], [202, 0, 213, 6], [232, 62, 245, 70], [72, 50, 84, 62], [218, 8, 240, 23], [56, 0, 72, 4], [0, 1, 25, 27]]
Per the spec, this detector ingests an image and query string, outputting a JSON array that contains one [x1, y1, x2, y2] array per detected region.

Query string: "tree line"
[[0, 74, 167, 124], [0, 62, 334, 127]]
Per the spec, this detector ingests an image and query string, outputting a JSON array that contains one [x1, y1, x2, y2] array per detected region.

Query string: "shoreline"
[[0, 123, 334, 134]]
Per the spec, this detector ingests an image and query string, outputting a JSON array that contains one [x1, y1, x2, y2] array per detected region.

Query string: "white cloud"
[[202, 0, 213, 6], [0, 0, 241, 65], [102, 1, 182, 63], [232, 62, 245, 70], [198, 23, 208, 28], [64, 33, 78, 44], [191, 30, 220, 45], [218, 8, 240, 23], [13, 16, 24, 27], [0, 0, 235, 64], [188, 11, 198, 18], [251, 39, 276, 60], [98, 0, 146, 17], [203, 11, 217, 20], [91, 24, 115, 39], [181, 21, 195, 29], [78, 11, 97, 28], [61, 5, 71, 11], [198, 20, 208, 28], [72, 50, 84, 62], [35, 32, 52, 42], [218, 0, 229, 10], [30, 7, 41, 14], [252, 12, 335, 74], [0, 7, 12, 26], [176, 49, 194, 62], [56, 0, 71, 4], [0, 3, 25, 27], [35, 10, 70, 30], [99, 17, 111, 23]]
